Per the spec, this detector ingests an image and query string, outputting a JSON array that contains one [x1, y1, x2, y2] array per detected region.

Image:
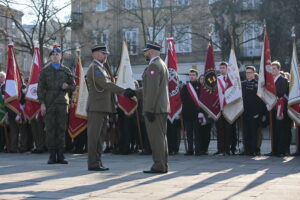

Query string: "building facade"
[[71, 0, 263, 80], [0, 5, 32, 77]]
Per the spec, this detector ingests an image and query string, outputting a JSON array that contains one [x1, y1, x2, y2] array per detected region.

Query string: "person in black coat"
[[181, 68, 202, 155], [241, 66, 265, 156], [271, 61, 290, 156]]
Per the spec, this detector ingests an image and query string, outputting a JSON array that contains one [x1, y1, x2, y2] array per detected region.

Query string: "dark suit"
[[180, 81, 201, 154], [242, 79, 265, 154], [272, 75, 290, 155]]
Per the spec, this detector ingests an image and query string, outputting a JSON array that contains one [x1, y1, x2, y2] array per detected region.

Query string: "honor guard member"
[[215, 62, 237, 156], [86, 43, 125, 171], [37, 45, 75, 164], [271, 61, 290, 156], [128, 41, 170, 173], [180, 67, 201, 155], [241, 66, 265, 156]]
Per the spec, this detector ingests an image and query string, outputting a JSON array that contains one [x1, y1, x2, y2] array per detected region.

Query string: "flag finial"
[[291, 26, 296, 38]]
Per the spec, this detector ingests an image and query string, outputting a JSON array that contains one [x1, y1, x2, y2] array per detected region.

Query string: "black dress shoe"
[[88, 166, 109, 171], [143, 169, 168, 174]]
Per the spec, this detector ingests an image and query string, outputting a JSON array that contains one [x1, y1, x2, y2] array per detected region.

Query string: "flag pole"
[[135, 107, 144, 151], [180, 116, 188, 153], [291, 26, 300, 154], [264, 21, 275, 155]]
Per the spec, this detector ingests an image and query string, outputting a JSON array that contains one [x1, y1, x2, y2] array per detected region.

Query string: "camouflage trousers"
[[45, 104, 68, 151]]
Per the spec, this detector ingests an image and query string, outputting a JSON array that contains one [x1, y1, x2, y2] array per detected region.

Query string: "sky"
[[11, 0, 71, 24]]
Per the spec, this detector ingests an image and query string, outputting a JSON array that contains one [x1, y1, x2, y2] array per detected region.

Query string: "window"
[[75, 0, 81, 12], [11, 21, 17, 38], [176, 0, 191, 6], [123, 28, 139, 55], [148, 27, 165, 53], [124, 0, 138, 10], [151, 0, 162, 8], [96, 0, 108, 12], [173, 25, 192, 53], [242, 0, 262, 9], [242, 22, 263, 57], [210, 24, 221, 51], [92, 30, 110, 45]]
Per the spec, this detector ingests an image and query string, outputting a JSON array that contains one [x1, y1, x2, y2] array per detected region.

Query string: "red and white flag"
[[166, 38, 182, 122], [221, 48, 244, 124], [68, 55, 87, 140], [288, 38, 300, 125], [24, 46, 42, 120], [116, 41, 137, 115], [257, 28, 276, 110], [4, 42, 22, 114], [199, 41, 221, 120]]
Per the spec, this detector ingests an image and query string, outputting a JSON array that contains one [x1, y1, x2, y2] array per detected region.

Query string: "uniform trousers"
[[87, 111, 107, 169], [145, 114, 168, 172], [44, 104, 67, 151]]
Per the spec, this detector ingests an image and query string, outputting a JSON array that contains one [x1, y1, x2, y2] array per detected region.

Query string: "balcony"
[[71, 12, 83, 28]]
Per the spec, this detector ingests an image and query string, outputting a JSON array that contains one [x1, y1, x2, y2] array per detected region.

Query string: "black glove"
[[145, 112, 155, 122], [124, 88, 136, 98]]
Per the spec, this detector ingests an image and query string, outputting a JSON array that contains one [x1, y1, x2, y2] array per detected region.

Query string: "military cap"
[[91, 43, 110, 54], [49, 45, 61, 56], [143, 41, 162, 52]]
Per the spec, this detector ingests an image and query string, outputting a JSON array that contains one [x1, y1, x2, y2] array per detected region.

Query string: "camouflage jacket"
[[37, 63, 75, 106]]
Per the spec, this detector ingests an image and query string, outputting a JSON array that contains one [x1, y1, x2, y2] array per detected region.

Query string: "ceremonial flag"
[[4, 42, 22, 114], [222, 48, 244, 124], [24, 46, 42, 120], [116, 41, 137, 115], [288, 38, 300, 125], [68, 54, 87, 140], [166, 38, 182, 122], [257, 28, 276, 110], [199, 41, 221, 120]]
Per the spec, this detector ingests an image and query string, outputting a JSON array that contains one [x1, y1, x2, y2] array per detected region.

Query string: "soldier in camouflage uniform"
[[37, 45, 75, 164]]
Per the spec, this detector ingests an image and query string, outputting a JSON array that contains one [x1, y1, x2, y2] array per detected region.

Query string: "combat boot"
[[47, 150, 56, 164], [56, 149, 68, 164]]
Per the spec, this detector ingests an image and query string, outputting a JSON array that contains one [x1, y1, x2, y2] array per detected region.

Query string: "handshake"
[[124, 88, 136, 98]]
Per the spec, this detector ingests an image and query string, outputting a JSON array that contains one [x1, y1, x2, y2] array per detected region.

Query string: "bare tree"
[[0, 0, 71, 67], [209, 0, 263, 61]]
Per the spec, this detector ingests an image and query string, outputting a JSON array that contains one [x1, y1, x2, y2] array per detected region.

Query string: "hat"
[[49, 45, 61, 56], [91, 43, 110, 54], [189, 65, 198, 73], [143, 41, 162, 52]]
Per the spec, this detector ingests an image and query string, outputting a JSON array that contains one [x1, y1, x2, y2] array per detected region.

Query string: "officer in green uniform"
[[86, 44, 125, 171], [37, 45, 75, 164], [128, 41, 170, 173]]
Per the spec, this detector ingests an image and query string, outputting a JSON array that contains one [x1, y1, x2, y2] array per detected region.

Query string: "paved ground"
[[0, 140, 300, 200]]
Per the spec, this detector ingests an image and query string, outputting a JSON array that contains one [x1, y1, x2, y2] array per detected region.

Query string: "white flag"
[[116, 41, 137, 115], [222, 48, 244, 124], [288, 41, 300, 125]]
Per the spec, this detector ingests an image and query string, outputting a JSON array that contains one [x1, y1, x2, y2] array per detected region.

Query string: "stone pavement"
[[0, 142, 300, 200]]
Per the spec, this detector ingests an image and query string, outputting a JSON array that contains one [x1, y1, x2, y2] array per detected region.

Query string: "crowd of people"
[[0, 41, 299, 173]]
